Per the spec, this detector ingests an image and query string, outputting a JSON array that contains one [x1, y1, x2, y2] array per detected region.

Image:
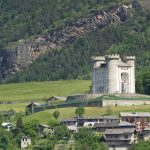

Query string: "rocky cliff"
[[0, 3, 139, 79]]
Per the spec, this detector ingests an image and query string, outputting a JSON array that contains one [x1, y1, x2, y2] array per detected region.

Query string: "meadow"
[[23, 105, 150, 124], [0, 80, 91, 102]]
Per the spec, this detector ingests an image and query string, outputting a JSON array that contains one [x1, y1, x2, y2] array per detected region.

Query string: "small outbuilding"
[[1, 122, 15, 131], [21, 136, 31, 149], [26, 102, 41, 114], [45, 96, 66, 105]]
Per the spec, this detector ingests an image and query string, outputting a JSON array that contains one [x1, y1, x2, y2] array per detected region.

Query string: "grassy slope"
[[0, 80, 91, 102], [23, 105, 150, 124], [0, 103, 28, 112]]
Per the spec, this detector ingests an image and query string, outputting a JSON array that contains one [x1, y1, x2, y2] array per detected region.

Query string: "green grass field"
[[0, 80, 91, 102], [23, 105, 150, 124], [0, 103, 28, 112]]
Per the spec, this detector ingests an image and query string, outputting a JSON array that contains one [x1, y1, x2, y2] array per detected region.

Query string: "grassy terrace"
[[0, 80, 91, 102], [23, 105, 150, 124]]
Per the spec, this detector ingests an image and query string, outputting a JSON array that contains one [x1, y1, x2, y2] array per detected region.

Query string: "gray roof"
[[77, 116, 118, 120], [144, 127, 150, 131], [46, 96, 67, 101], [120, 112, 150, 117], [60, 118, 77, 122], [39, 124, 51, 128], [118, 121, 135, 127], [93, 122, 118, 128], [105, 128, 135, 135], [118, 60, 131, 67], [26, 102, 41, 107]]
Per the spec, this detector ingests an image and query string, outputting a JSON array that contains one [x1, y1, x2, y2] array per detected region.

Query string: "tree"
[[74, 128, 108, 150], [75, 107, 85, 117], [48, 117, 59, 127], [0, 115, 3, 126], [129, 141, 150, 150], [0, 127, 18, 150], [16, 116, 23, 130], [53, 111, 60, 120], [54, 125, 71, 141]]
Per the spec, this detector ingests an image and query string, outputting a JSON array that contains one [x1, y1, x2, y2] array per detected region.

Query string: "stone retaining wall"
[[102, 100, 150, 107]]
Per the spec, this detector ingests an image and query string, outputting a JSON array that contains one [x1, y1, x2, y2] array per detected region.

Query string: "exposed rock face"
[[0, 4, 137, 79]]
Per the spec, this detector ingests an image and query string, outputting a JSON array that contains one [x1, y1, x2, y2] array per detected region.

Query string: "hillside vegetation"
[[0, 80, 90, 101], [0, 0, 125, 49], [24, 105, 150, 123]]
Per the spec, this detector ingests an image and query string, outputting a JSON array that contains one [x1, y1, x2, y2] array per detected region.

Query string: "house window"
[[124, 135, 128, 139], [88, 124, 92, 127], [130, 118, 134, 123]]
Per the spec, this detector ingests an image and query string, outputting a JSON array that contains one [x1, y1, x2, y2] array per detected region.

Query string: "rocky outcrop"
[[0, 3, 138, 79]]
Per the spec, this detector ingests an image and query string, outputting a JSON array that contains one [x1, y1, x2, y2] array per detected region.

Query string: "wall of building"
[[102, 100, 150, 107]]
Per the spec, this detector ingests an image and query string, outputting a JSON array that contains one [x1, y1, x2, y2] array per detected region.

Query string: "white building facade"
[[92, 54, 135, 94]]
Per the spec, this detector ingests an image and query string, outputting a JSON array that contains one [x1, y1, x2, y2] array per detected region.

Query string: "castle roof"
[[118, 60, 131, 67]]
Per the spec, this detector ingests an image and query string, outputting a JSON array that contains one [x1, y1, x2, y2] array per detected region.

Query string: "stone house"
[[120, 112, 150, 132], [104, 128, 135, 150]]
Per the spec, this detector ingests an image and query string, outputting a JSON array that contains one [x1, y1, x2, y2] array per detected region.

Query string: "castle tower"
[[123, 56, 136, 94], [92, 54, 135, 94], [106, 54, 120, 93]]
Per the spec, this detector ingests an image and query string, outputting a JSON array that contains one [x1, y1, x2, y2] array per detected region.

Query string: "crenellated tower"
[[92, 54, 135, 94]]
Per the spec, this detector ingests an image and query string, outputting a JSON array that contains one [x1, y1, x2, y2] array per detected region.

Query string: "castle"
[[92, 54, 135, 94]]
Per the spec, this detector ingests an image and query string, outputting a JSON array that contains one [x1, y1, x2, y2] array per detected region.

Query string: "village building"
[[1, 122, 15, 131], [60, 118, 78, 132], [143, 127, 150, 141], [104, 128, 135, 150], [38, 124, 53, 137], [93, 122, 118, 132], [92, 54, 135, 94], [60, 116, 118, 131], [120, 112, 150, 132], [77, 116, 118, 127], [21, 136, 31, 149], [26, 102, 41, 114], [118, 121, 135, 129], [45, 96, 67, 105]]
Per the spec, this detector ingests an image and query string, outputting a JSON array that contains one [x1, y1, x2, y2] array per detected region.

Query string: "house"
[[92, 121, 135, 132], [38, 124, 53, 136], [104, 128, 135, 150], [21, 136, 31, 149], [60, 118, 77, 132], [26, 102, 41, 114], [118, 121, 136, 129], [120, 112, 150, 132], [92, 121, 118, 132], [60, 116, 118, 131], [143, 127, 150, 141], [1, 122, 15, 131], [45, 96, 67, 105], [77, 116, 118, 127]]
